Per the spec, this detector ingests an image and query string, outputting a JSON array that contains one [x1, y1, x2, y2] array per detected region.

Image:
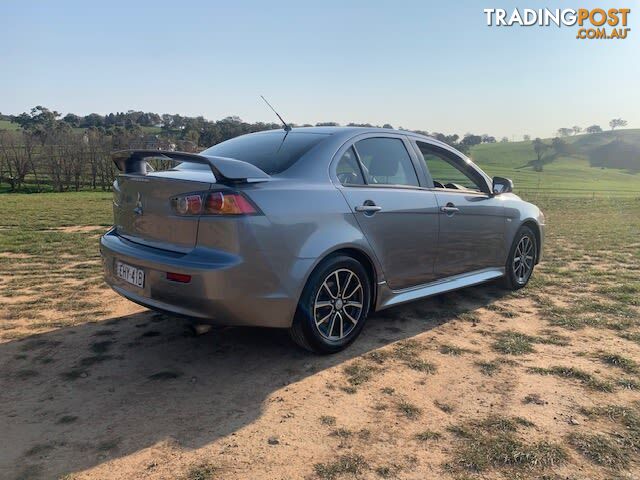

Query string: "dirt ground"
[[1, 196, 639, 480]]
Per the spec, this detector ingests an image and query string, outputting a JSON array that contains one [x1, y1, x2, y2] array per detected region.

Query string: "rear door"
[[412, 140, 505, 278], [334, 135, 440, 290]]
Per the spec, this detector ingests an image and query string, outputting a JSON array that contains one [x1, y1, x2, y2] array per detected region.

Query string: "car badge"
[[134, 193, 144, 215]]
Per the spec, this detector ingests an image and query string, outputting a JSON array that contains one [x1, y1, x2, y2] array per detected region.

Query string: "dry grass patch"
[[182, 462, 219, 480], [343, 360, 376, 386], [475, 359, 501, 376], [415, 430, 442, 442], [447, 415, 566, 474], [314, 454, 368, 480], [568, 432, 629, 469], [492, 331, 536, 355], [438, 343, 472, 356], [598, 352, 639, 374], [527, 366, 614, 392], [397, 400, 422, 420]]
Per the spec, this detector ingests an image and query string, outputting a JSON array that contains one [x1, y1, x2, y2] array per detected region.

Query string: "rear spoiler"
[[112, 150, 271, 184]]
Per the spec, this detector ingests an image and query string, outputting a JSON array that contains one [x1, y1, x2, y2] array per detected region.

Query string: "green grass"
[[469, 129, 640, 197], [0, 119, 20, 131], [0, 192, 113, 338]]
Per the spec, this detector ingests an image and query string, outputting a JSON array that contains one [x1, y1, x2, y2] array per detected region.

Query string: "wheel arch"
[[301, 246, 378, 313], [521, 219, 542, 264]]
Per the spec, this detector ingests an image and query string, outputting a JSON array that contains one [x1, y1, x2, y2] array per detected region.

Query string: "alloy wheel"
[[513, 236, 534, 285], [313, 268, 364, 340]]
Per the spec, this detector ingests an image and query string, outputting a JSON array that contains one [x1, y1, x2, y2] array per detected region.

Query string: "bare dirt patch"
[[49, 226, 108, 234]]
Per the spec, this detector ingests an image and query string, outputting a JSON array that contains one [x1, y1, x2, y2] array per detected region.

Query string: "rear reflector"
[[166, 272, 192, 283]]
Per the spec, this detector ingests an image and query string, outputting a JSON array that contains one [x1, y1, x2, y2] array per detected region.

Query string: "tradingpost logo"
[[483, 8, 631, 39]]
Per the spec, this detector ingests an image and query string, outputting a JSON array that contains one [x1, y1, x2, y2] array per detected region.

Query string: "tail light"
[[171, 191, 259, 216]]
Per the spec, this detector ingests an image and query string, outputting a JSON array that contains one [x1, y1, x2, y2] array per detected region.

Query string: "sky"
[[1, 0, 639, 139]]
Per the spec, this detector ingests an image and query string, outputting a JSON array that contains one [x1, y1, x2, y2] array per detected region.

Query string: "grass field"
[[0, 119, 21, 131], [470, 129, 640, 197], [0, 192, 639, 479]]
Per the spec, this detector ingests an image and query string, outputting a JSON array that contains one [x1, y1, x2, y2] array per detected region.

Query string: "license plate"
[[116, 261, 145, 288]]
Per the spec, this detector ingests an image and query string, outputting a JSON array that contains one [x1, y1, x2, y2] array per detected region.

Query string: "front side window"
[[416, 141, 484, 192], [336, 147, 365, 186], [354, 138, 419, 187]]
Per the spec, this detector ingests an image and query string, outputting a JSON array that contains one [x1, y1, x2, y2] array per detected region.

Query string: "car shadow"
[[0, 282, 509, 479]]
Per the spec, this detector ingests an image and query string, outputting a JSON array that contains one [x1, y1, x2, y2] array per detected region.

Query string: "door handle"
[[355, 205, 382, 213], [440, 204, 460, 215]]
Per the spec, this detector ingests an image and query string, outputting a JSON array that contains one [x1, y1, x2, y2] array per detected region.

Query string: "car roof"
[[267, 126, 467, 154], [250, 125, 419, 135], [250, 126, 438, 142]]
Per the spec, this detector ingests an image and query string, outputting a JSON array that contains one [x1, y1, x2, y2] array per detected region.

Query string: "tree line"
[[529, 116, 636, 172], [1, 107, 631, 192], [554, 118, 627, 137], [0, 106, 503, 192]]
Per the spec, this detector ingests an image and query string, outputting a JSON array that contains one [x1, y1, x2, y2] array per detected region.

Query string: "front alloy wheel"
[[512, 235, 535, 285], [502, 225, 537, 290]]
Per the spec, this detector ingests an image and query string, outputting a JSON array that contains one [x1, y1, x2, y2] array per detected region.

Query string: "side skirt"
[[375, 267, 505, 311]]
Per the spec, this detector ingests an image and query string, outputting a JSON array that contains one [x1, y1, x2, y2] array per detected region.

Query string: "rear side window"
[[336, 147, 365, 186], [198, 132, 328, 174], [354, 138, 419, 187]]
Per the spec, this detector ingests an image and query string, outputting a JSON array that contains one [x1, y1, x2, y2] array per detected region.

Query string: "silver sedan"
[[101, 127, 544, 353]]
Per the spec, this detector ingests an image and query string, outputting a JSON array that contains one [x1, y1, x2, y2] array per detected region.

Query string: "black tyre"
[[290, 255, 371, 354], [501, 225, 537, 290]]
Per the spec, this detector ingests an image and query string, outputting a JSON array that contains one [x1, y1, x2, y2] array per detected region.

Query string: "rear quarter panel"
[[241, 179, 382, 303]]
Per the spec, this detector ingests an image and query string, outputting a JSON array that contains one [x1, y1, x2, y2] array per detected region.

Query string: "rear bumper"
[[100, 228, 299, 328]]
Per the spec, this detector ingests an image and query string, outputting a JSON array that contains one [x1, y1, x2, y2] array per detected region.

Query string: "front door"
[[413, 140, 506, 279], [335, 137, 440, 290]]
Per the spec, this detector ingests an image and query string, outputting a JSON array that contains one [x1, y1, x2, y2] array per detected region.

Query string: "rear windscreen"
[[197, 131, 328, 174]]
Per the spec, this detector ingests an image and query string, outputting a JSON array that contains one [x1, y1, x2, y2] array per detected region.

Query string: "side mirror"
[[492, 176, 513, 195]]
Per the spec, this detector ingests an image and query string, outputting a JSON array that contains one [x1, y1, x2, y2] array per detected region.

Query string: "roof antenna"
[[261, 95, 291, 131]]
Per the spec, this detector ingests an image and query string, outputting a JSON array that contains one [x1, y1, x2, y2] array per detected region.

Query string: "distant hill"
[[470, 129, 640, 197], [0, 119, 20, 131], [587, 139, 640, 171]]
